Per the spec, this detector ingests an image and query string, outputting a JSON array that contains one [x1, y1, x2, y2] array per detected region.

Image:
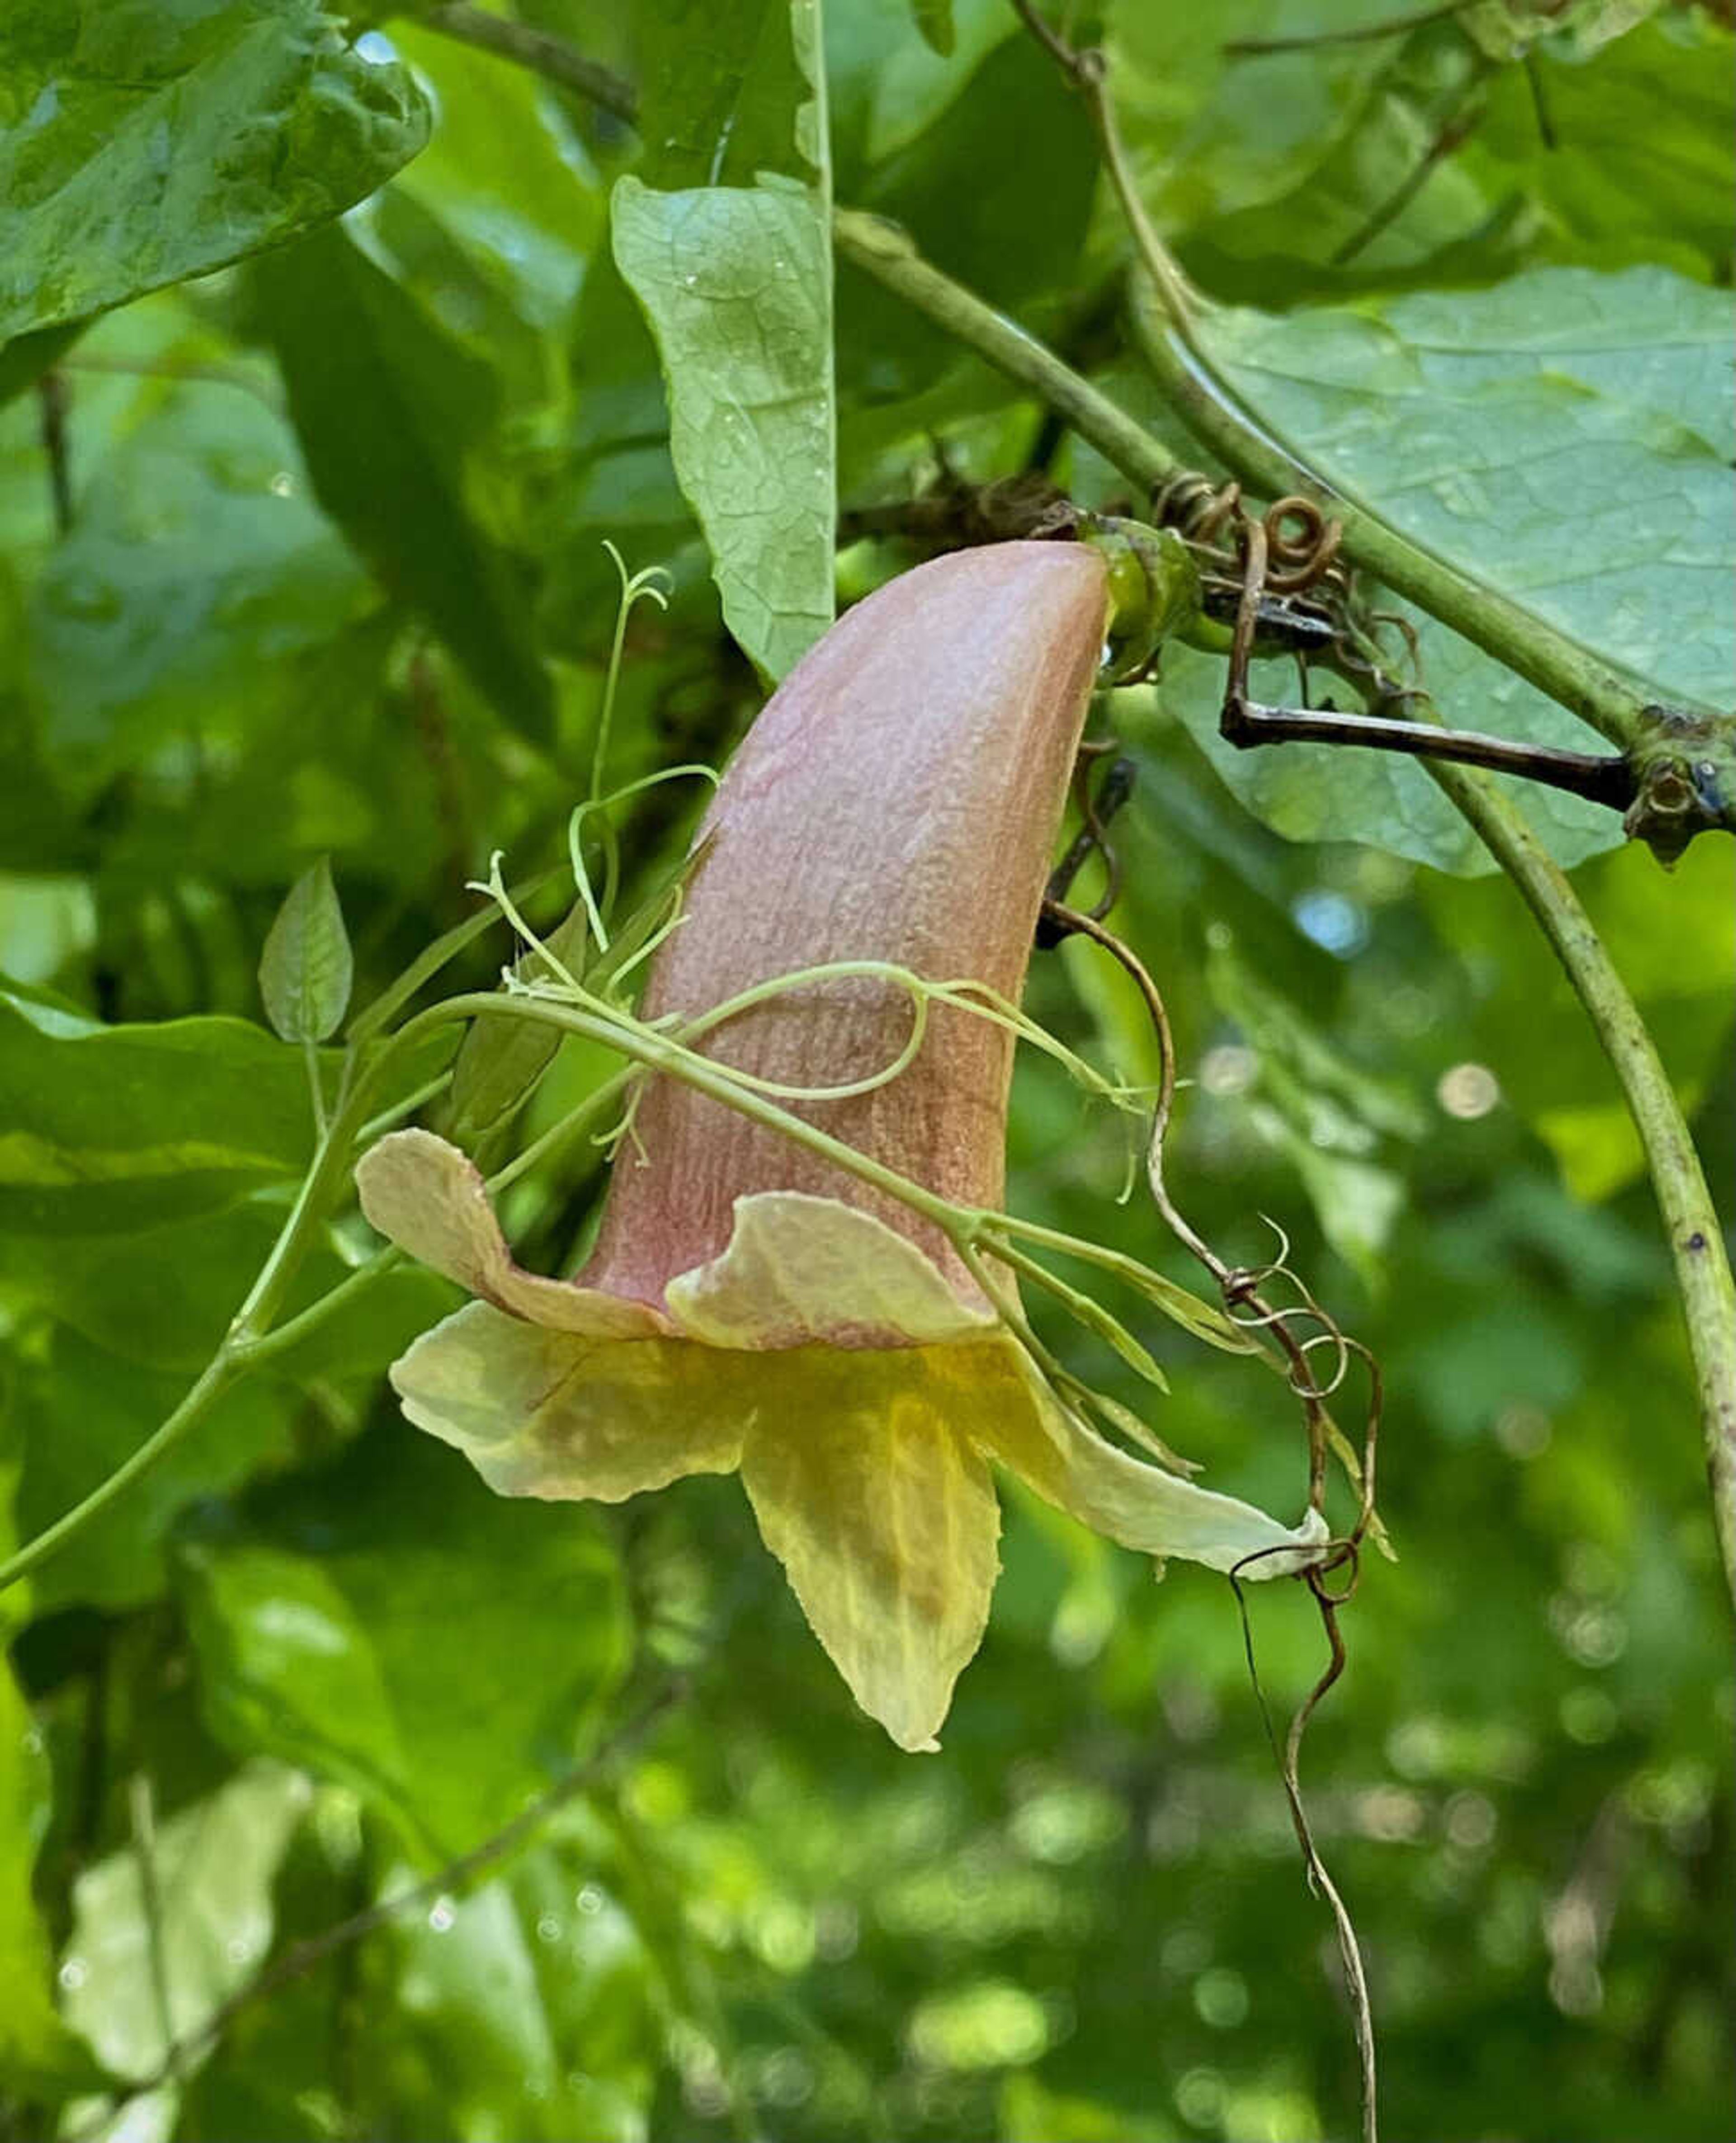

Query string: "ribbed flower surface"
[[359, 544, 1324, 1750], [585, 541, 1108, 1315]]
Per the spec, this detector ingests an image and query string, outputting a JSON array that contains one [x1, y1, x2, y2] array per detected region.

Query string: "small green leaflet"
[[609, 0, 835, 683], [259, 857, 353, 1044], [0, 0, 430, 340]]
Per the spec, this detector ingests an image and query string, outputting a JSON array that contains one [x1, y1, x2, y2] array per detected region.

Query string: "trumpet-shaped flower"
[[358, 543, 1325, 1749]]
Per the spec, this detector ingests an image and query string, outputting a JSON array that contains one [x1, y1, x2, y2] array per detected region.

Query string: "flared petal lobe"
[[581, 542, 1109, 1314], [357, 542, 1329, 1751]]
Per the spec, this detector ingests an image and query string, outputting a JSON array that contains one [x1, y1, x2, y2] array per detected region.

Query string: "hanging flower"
[[358, 542, 1325, 1750]]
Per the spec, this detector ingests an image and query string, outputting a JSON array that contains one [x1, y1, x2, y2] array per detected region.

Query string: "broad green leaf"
[[0, 1, 429, 340], [0, 979, 314, 1234], [636, 0, 825, 191], [1160, 264, 1736, 871], [27, 384, 368, 800], [558, 2, 829, 654], [58, 1761, 310, 2086], [613, 178, 835, 681], [250, 224, 554, 739], [258, 857, 352, 1044], [0, 1652, 104, 2095], [177, 1431, 633, 1858], [0, 1104, 454, 1368], [608, 0, 835, 681], [835, 33, 1100, 406], [1465, 11, 1733, 278]]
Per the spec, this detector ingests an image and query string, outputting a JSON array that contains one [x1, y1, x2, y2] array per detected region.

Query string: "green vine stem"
[[420, 2, 637, 123], [11, 0, 1722, 1616], [0, 956, 1261, 1601], [1428, 761, 1736, 1580], [1032, 17, 1724, 757], [1118, 245, 1675, 755], [833, 207, 1182, 496], [833, 210, 1736, 1607]]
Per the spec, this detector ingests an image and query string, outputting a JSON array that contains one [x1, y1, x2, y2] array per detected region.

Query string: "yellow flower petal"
[[972, 1341, 1329, 1578], [665, 1191, 994, 1349], [389, 1300, 747, 1499], [357, 1128, 669, 1338], [736, 1345, 1003, 1751]]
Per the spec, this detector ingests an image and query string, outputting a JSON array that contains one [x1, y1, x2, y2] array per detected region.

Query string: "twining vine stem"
[[0, 942, 1274, 1601], [1009, 0, 1717, 754], [1427, 763, 1736, 1576], [420, 2, 637, 123], [832, 207, 1736, 1611], [6, 0, 1718, 1619], [416, 0, 1723, 766], [3, 0, 1707, 1618]]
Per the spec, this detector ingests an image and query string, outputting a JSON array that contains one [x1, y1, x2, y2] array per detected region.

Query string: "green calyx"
[[1078, 516, 1201, 681]]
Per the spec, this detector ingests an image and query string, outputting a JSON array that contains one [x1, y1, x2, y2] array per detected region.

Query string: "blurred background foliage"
[[0, 2, 1731, 2139]]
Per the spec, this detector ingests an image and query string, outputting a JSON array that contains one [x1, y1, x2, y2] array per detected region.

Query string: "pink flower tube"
[[359, 544, 1324, 1748]]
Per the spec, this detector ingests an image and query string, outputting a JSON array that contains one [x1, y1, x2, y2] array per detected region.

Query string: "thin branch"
[[1222, 693, 1637, 813], [1329, 61, 1492, 266], [75, 1681, 684, 2143], [833, 207, 1181, 492], [1425, 758, 1736, 1591], [56, 352, 284, 414], [1231, 1579, 1378, 2143], [837, 204, 1736, 1610], [418, 2, 638, 125], [1050, 22, 1712, 753], [0, 1351, 241, 1597]]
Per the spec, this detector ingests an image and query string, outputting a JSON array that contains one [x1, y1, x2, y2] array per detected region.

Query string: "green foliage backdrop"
[[0, 3, 1731, 2139]]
